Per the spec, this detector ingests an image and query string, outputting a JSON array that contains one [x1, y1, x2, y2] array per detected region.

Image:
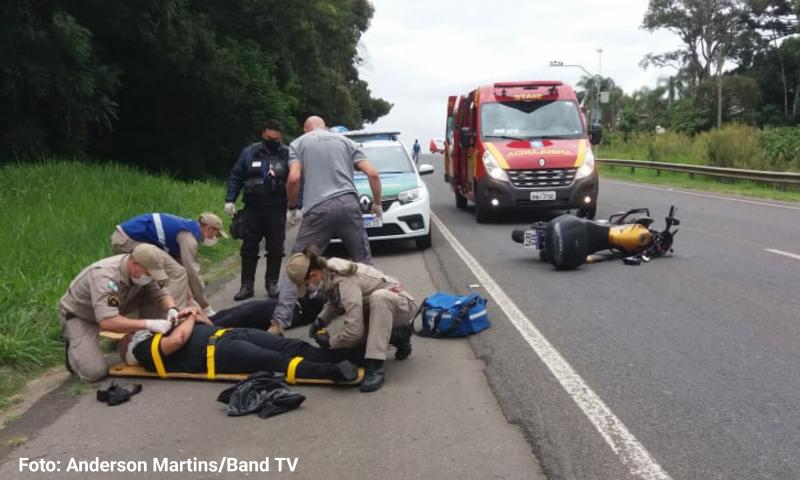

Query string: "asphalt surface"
[[0, 226, 544, 480], [421, 153, 800, 480]]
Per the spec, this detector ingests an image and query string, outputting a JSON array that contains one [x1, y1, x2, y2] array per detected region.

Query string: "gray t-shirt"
[[288, 129, 367, 213]]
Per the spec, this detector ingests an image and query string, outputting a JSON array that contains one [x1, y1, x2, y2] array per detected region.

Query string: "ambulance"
[[444, 81, 602, 222]]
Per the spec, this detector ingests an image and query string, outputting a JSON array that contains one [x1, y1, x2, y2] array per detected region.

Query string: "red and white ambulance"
[[444, 81, 602, 222]]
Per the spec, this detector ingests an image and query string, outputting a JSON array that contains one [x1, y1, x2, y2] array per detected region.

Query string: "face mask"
[[306, 280, 323, 294], [263, 139, 281, 151], [132, 274, 153, 286], [203, 236, 218, 247]]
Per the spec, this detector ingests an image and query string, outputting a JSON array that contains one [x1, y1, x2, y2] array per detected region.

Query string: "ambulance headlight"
[[575, 148, 596, 180], [398, 187, 422, 204], [482, 150, 508, 181]]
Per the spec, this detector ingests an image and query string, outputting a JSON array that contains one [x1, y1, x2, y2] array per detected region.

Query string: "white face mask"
[[203, 236, 219, 247], [132, 274, 153, 286], [306, 280, 323, 294]]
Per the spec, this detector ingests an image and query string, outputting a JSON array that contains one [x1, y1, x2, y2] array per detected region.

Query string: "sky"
[[356, 0, 683, 150]]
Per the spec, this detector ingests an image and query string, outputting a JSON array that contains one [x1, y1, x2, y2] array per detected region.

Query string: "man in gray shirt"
[[268, 116, 382, 334]]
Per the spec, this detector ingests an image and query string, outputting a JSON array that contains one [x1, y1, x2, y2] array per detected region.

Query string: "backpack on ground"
[[414, 292, 490, 338]]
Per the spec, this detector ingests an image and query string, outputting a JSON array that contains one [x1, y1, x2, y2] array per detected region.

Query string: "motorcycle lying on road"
[[511, 206, 680, 270]]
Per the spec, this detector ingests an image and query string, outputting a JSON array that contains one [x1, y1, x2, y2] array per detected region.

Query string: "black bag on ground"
[[217, 371, 305, 419]]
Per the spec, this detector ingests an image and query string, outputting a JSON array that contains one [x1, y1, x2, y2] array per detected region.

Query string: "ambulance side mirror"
[[589, 124, 603, 145], [459, 127, 474, 148]]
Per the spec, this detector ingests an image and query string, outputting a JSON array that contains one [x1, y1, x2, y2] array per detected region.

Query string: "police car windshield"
[[361, 145, 414, 173], [480, 100, 584, 140]]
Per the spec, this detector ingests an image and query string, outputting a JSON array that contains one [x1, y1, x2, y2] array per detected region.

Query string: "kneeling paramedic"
[[286, 247, 416, 392], [59, 244, 200, 382], [119, 310, 359, 382], [111, 212, 227, 316]]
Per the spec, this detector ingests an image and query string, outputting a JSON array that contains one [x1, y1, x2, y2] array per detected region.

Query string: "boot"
[[331, 360, 359, 382], [360, 359, 385, 393], [265, 254, 282, 299], [234, 256, 258, 301], [389, 326, 413, 360], [266, 281, 279, 299]]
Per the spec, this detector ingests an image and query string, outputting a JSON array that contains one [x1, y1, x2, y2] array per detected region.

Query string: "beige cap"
[[131, 244, 169, 282], [199, 212, 229, 238], [285, 252, 311, 297]]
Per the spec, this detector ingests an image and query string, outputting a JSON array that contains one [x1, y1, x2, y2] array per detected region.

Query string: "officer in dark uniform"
[[224, 120, 290, 301]]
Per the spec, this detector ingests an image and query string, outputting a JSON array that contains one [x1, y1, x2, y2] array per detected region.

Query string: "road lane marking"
[[431, 212, 673, 480], [765, 248, 800, 261], [602, 179, 800, 212]]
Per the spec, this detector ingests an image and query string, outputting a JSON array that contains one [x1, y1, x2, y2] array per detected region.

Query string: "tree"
[[642, 0, 749, 128]]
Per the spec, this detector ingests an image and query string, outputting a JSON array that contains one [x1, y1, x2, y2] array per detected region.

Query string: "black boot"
[[234, 256, 258, 301], [265, 254, 282, 299], [360, 359, 385, 392], [331, 360, 358, 382], [389, 326, 413, 360]]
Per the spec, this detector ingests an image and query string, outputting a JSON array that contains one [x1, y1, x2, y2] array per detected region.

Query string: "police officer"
[[225, 120, 290, 301], [285, 247, 416, 393], [58, 244, 199, 381], [268, 116, 382, 335], [110, 212, 226, 315]]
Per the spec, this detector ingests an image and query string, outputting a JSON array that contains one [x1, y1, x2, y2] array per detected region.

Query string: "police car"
[[343, 129, 434, 250]]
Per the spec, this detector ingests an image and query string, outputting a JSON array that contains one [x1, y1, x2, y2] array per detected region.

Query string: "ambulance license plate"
[[363, 215, 383, 228], [523, 229, 540, 249], [530, 191, 556, 201]]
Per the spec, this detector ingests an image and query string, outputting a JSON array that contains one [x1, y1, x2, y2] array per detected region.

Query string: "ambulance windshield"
[[480, 100, 583, 140]]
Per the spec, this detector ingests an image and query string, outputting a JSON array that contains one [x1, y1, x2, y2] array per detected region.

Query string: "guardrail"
[[597, 158, 800, 187]]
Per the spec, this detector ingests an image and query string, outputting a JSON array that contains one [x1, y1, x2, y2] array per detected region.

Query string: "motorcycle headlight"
[[482, 150, 508, 181], [575, 148, 596, 180], [398, 187, 422, 205]]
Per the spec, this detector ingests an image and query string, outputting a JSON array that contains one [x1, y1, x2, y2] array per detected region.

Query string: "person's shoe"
[[360, 359, 385, 393], [233, 283, 254, 301], [266, 281, 280, 299], [331, 360, 358, 382], [390, 326, 413, 360]]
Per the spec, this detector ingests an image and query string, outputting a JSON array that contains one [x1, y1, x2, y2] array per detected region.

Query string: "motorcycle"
[[511, 206, 680, 270]]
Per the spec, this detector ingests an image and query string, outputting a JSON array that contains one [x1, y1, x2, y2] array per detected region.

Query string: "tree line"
[[0, 0, 392, 177], [579, 0, 800, 137]]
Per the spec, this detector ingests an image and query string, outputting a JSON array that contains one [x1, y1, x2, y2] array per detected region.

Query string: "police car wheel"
[[415, 230, 432, 250]]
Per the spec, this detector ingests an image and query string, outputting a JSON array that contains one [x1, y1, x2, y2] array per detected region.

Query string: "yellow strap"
[[151, 333, 167, 378], [286, 356, 304, 385], [206, 329, 230, 380]]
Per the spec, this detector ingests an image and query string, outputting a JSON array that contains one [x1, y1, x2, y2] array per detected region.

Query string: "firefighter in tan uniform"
[[285, 247, 416, 392], [59, 244, 202, 381]]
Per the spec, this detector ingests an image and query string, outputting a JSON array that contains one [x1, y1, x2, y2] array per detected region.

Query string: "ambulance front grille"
[[507, 168, 577, 188]]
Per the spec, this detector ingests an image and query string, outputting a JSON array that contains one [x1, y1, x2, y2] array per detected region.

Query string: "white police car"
[[344, 130, 434, 250]]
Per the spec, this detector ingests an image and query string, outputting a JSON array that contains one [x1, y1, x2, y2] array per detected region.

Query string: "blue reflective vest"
[[120, 213, 201, 258]]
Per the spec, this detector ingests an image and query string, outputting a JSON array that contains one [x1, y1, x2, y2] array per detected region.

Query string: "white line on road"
[[431, 212, 673, 480], [603, 179, 800, 212], [765, 248, 800, 261]]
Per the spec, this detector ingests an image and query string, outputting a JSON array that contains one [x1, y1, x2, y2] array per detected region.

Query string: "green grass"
[[0, 159, 239, 406], [599, 164, 800, 203]]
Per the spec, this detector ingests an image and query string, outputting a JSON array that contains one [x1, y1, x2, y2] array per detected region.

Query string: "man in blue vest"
[[224, 119, 290, 301], [110, 212, 226, 315]]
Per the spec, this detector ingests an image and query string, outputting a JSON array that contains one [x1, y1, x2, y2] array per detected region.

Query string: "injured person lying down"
[[118, 309, 359, 382]]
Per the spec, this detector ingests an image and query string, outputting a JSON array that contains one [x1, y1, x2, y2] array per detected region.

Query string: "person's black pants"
[[240, 205, 287, 282], [211, 298, 325, 330], [215, 329, 356, 379]]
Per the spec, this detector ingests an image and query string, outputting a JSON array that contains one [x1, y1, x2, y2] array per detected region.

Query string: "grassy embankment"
[[596, 127, 800, 203], [0, 160, 239, 408]]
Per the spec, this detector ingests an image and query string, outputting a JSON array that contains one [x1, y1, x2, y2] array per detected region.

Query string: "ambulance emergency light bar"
[[494, 81, 562, 98]]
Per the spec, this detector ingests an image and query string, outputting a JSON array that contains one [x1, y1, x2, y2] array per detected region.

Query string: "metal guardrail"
[[597, 158, 800, 187]]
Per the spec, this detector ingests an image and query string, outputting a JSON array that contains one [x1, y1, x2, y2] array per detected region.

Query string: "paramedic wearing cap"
[[58, 244, 197, 382], [110, 212, 226, 315], [224, 120, 291, 301], [286, 247, 416, 393], [268, 115, 382, 335]]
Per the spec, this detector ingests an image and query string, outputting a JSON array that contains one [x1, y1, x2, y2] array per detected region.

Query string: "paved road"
[[0, 227, 544, 480], [421, 153, 800, 480]]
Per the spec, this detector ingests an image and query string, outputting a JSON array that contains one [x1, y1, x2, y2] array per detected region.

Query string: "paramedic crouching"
[[286, 247, 416, 392]]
